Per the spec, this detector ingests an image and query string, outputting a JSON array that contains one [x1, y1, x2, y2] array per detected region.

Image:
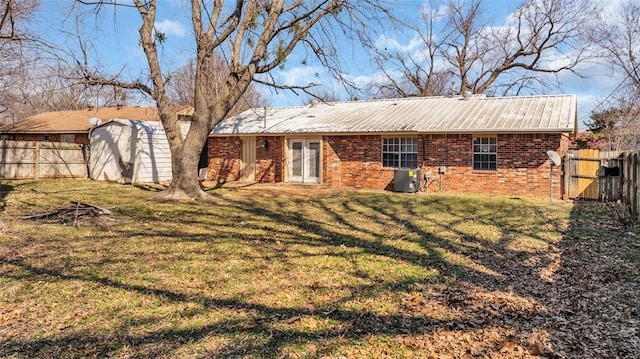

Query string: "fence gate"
[[564, 149, 621, 200]]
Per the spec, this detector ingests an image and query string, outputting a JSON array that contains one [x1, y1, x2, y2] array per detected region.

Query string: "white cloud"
[[276, 65, 327, 87], [375, 34, 423, 53], [419, 2, 447, 22], [155, 19, 187, 37]]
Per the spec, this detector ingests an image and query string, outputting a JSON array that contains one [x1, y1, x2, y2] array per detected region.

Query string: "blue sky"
[[33, 0, 625, 129]]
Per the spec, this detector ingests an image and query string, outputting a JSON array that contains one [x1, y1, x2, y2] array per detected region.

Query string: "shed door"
[[240, 138, 256, 182], [288, 139, 321, 183]]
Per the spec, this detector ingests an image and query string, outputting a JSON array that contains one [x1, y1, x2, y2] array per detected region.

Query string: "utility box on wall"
[[394, 168, 421, 193]]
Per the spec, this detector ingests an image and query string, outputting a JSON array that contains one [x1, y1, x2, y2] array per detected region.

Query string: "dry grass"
[[0, 179, 638, 358]]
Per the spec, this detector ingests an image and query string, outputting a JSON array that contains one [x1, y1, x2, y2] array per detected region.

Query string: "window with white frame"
[[473, 136, 497, 170], [382, 137, 418, 168]]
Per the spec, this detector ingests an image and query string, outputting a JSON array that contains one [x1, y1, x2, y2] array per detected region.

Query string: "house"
[[89, 119, 199, 184], [0, 106, 160, 144], [206, 94, 577, 199]]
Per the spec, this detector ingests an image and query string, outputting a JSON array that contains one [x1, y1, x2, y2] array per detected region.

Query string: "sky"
[[32, 0, 629, 130]]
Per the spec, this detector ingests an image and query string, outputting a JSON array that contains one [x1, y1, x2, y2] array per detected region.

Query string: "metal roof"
[[211, 94, 577, 135], [90, 118, 191, 138]]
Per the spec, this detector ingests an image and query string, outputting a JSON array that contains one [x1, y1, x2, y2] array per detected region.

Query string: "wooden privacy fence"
[[564, 149, 621, 201], [565, 148, 640, 220], [621, 151, 640, 220], [0, 140, 89, 180]]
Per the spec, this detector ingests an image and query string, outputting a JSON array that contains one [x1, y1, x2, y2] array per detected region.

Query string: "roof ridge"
[[259, 94, 575, 111]]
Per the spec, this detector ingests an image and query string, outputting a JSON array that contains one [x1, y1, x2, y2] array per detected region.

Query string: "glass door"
[[288, 139, 321, 183]]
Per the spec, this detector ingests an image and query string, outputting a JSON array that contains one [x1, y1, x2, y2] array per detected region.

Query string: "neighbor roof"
[[211, 94, 577, 135], [0, 106, 161, 133]]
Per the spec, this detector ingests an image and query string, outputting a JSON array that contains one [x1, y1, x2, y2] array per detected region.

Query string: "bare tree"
[[587, 87, 640, 151], [0, 0, 39, 40], [593, 1, 640, 91], [0, 0, 39, 120], [1, 1, 118, 121], [166, 55, 264, 117], [74, 0, 388, 200], [369, 1, 452, 98], [371, 0, 598, 97], [588, 1, 640, 151]]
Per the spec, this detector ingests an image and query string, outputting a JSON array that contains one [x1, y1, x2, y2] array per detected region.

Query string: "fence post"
[[625, 152, 631, 207], [631, 153, 635, 219], [34, 142, 40, 181], [631, 152, 640, 220], [82, 144, 90, 178], [563, 154, 569, 200], [632, 153, 638, 220]]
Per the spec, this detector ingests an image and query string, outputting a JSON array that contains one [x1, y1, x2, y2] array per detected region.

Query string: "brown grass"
[[0, 179, 638, 358]]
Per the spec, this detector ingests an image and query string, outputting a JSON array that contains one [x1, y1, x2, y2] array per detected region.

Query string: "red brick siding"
[[323, 135, 424, 190], [256, 136, 284, 183], [207, 136, 285, 184], [207, 137, 242, 183], [208, 133, 569, 198], [421, 133, 567, 199]]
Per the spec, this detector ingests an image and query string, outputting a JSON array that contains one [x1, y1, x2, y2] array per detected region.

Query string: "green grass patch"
[[0, 179, 602, 357]]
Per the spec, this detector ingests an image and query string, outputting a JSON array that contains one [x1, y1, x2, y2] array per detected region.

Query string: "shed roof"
[[90, 118, 191, 138], [211, 94, 577, 135]]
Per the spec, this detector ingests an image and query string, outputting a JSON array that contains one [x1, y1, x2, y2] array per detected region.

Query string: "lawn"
[[0, 179, 638, 358]]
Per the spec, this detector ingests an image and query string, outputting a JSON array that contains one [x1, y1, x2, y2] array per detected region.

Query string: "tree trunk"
[[162, 114, 212, 201]]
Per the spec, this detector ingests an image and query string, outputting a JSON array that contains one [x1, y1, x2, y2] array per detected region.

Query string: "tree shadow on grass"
[[0, 182, 13, 213], [1, 188, 637, 357], [0, 255, 544, 358]]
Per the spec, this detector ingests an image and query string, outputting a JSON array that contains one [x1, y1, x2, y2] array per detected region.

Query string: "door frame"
[[286, 137, 322, 183], [240, 137, 256, 182]]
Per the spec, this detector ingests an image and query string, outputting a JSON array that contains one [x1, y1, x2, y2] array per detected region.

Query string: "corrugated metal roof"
[[211, 94, 576, 135]]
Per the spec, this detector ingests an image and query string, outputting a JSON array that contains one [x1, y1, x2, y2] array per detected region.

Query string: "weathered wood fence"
[[621, 150, 640, 220], [0, 140, 89, 180], [565, 149, 640, 220], [564, 149, 621, 201]]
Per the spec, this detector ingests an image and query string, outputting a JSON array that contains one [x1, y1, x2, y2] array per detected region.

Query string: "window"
[[60, 134, 75, 143], [382, 137, 418, 168], [473, 136, 497, 170]]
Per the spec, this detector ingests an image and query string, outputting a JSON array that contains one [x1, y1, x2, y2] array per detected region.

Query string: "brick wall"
[[256, 136, 284, 183], [207, 136, 285, 184], [323, 135, 395, 190], [421, 133, 568, 199], [208, 133, 569, 198], [207, 136, 242, 183]]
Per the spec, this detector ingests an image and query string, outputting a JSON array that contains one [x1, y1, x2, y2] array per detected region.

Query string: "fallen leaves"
[[1, 183, 638, 358]]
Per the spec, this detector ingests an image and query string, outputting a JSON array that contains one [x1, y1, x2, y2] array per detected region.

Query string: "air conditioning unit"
[[394, 168, 421, 193]]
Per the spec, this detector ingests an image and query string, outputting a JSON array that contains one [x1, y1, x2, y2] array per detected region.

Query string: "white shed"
[[89, 119, 186, 184]]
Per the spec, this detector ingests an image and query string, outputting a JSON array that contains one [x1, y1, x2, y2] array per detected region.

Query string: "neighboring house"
[[568, 131, 608, 150], [207, 94, 577, 199], [0, 106, 161, 144]]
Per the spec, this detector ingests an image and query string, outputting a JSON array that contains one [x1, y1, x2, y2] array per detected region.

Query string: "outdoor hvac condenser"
[[394, 168, 421, 193]]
